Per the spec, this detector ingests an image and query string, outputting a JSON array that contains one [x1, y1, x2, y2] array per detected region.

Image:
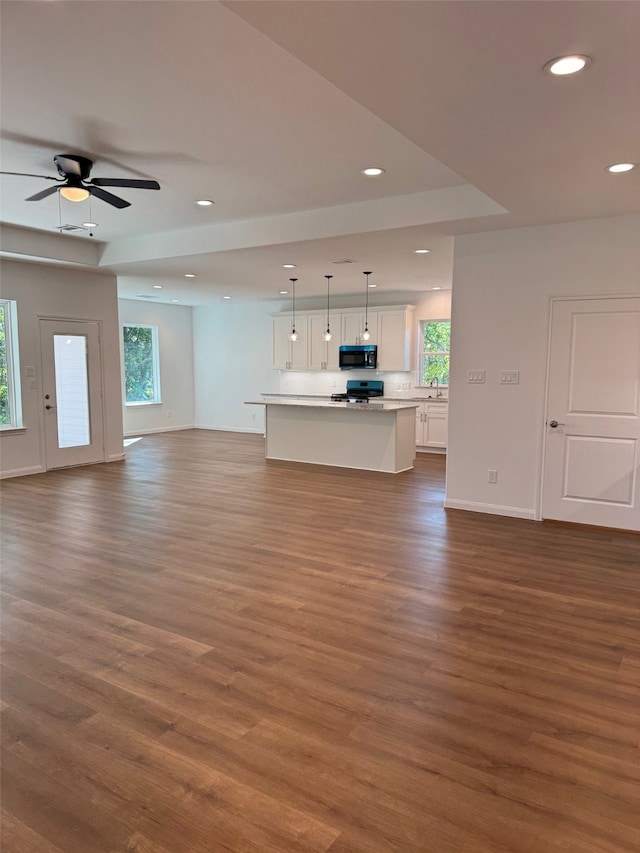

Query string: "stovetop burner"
[[331, 379, 384, 402]]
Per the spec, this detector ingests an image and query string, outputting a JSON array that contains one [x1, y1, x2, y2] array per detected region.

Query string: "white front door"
[[39, 319, 106, 470], [541, 296, 640, 531]]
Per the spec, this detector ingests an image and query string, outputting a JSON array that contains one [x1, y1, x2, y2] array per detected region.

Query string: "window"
[[419, 320, 450, 386], [0, 299, 23, 429], [122, 324, 161, 404]]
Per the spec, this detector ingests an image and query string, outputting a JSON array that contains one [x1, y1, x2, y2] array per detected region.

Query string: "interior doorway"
[[39, 318, 106, 470], [541, 295, 640, 531]]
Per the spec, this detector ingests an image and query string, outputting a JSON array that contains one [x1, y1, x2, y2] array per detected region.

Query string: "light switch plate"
[[500, 370, 520, 385], [467, 370, 485, 383]]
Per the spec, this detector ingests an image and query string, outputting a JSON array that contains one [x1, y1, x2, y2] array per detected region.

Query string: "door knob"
[[549, 420, 565, 428], [45, 404, 56, 410]]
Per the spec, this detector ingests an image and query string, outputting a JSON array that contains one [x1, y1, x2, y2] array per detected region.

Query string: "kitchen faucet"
[[429, 378, 440, 398]]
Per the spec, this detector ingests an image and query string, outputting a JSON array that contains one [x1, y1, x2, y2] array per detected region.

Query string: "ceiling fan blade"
[[0, 171, 60, 180], [88, 185, 131, 208], [90, 178, 160, 190], [25, 185, 60, 201]]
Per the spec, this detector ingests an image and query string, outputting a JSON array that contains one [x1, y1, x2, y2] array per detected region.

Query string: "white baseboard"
[[444, 498, 537, 521], [417, 446, 446, 455], [123, 424, 195, 437], [195, 425, 265, 435], [0, 464, 45, 479], [108, 453, 126, 462]]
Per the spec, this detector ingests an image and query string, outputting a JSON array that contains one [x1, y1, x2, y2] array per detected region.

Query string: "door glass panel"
[[53, 334, 90, 448]]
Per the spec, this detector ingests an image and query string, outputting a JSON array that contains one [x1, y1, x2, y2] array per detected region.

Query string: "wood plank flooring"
[[1, 429, 639, 852]]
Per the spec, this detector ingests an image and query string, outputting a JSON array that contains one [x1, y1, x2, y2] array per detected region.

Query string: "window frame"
[[122, 323, 162, 406], [417, 319, 451, 388], [0, 299, 23, 430]]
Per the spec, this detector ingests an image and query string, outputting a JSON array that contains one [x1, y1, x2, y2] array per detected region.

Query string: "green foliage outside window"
[[0, 304, 9, 424], [421, 321, 450, 386], [123, 325, 159, 402]]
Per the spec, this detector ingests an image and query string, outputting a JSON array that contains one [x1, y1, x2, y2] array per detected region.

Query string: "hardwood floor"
[[1, 429, 639, 852]]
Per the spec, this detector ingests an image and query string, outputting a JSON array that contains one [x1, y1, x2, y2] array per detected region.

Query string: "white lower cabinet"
[[416, 402, 448, 450]]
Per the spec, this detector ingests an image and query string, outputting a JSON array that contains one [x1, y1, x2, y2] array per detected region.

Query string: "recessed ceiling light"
[[171, 299, 180, 303], [195, 199, 214, 206], [544, 55, 591, 76], [82, 221, 98, 228], [279, 290, 289, 294], [223, 296, 231, 300], [415, 249, 431, 254], [361, 167, 385, 176], [184, 273, 196, 278], [153, 285, 163, 289], [605, 162, 637, 173], [368, 283, 377, 288], [432, 286, 442, 291], [283, 264, 296, 269]]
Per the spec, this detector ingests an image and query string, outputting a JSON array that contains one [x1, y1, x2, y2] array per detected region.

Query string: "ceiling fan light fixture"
[[60, 186, 90, 202]]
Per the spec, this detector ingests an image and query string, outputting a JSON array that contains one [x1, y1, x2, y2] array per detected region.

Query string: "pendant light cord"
[[325, 274, 333, 336], [290, 278, 297, 338], [363, 271, 372, 332]]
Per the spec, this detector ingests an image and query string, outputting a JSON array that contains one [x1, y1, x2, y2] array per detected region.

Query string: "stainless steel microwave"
[[339, 345, 377, 370]]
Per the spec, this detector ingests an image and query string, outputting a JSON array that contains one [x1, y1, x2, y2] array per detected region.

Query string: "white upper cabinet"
[[272, 314, 308, 370], [341, 311, 378, 346], [377, 308, 414, 371], [308, 313, 341, 370], [272, 305, 414, 371]]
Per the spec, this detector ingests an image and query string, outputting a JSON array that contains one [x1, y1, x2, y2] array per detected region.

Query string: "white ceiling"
[[1, 0, 638, 305]]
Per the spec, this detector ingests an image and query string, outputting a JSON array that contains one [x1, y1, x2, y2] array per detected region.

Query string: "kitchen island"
[[246, 398, 419, 473]]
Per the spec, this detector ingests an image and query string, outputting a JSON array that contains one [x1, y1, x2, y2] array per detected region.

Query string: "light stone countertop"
[[259, 392, 447, 403], [247, 399, 419, 412]]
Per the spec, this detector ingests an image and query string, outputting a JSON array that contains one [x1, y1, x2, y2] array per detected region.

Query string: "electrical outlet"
[[467, 370, 486, 384], [488, 469, 498, 484]]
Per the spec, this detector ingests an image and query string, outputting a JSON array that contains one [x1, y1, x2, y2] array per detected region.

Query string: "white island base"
[[251, 400, 418, 474]]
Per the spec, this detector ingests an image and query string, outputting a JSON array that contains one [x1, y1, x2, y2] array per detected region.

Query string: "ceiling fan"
[[0, 154, 160, 208]]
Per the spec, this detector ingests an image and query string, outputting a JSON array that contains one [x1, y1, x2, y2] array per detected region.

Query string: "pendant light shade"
[[289, 278, 298, 341], [361, 271, 372, 340], [323, 275, 333, 342]]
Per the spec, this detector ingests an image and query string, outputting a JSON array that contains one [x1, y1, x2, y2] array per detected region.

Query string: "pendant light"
[[323, 275, 333, 341], [361, 271, 372, 340], [289, 278, 298, 341]]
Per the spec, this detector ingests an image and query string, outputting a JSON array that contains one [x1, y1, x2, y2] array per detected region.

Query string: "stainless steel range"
[[331, 379, 384, 403]]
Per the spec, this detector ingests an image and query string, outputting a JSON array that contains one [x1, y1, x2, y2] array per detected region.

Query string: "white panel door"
[[542, 296, 640, 530], [40, 319, 106, 469]]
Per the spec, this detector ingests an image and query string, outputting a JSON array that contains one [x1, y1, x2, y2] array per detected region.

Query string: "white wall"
[[446, 214, 640, 519], [0, 259, 123, 477], [118, 299, 195, 436], [193, 301, 274, 433]]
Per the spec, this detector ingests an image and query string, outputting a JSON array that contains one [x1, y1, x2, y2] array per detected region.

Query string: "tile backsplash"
[[273, 370, 447, 400]]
